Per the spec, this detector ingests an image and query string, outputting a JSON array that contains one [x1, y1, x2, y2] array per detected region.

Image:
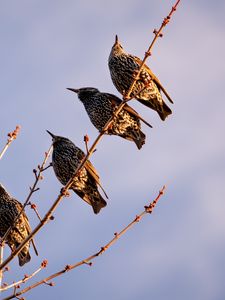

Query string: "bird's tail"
[[137, 98, 172, 121], [75, 190, 107, 214], [18, 245, 31, 266], [158, 101, 172, 121], [91, 192, 107, 214], [133, 130, 146, 150]]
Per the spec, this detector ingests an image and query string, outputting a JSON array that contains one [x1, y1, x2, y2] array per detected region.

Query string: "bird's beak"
[[46, 130, 55, 138], [114, 34, 119, 45], [67, 88, 79, 93]]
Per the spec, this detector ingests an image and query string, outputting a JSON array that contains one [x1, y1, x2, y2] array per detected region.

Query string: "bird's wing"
[[85, 160, 108, 199], [104, 93, 153, 128], [133, 56, 174, 104], [15, 200, 39, 256]]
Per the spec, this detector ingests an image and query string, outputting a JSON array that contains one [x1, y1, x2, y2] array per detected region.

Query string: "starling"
[[67, 87, 152, 150], [47, 131, 107, 214], [108, 35, 173, 121], [0, 183, 38, 266]]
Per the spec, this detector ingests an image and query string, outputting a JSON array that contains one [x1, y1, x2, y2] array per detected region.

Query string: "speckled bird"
[[47, 131, 107, 214], [0, 183, 38, 266], [108, 35, 174, 121], [67, 87, 153, 150]]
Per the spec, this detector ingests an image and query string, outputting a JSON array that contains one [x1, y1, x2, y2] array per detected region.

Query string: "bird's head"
[[46, 131, 71, 146], [0, 183, 6, 192], [0, 183, 9, 197], [67, 87, 99, 102], [110, 35, 124, 56]]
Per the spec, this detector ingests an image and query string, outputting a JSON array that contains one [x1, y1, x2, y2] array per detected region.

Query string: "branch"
[[0, 0, 179, 271], [0, 126, 21, 161], [0, 260, 47, 292], [2, 186, 165, 300], [124, 0, 181, 102], [1, 146, 52, 245]]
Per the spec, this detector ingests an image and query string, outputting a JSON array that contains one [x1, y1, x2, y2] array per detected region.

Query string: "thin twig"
[[2, 186, 165, 300], [84, 135, 89, 154], [1, 146, 52, 245], [0, 126, 21, 161], [0, 0, 180, 271], [29, 203, 42, 222], [124, 0, 180, 102], [0, 265, 43, 292]]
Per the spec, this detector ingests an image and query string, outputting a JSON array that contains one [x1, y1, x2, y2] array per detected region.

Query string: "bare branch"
[[0, 126, 21, 161], [0, 264, 43, 292], [123, 0, 180, 102], [2, 186, 165, 300], [29, 203, 42, 222], [0, 0, 179, 271], [1, 146, 52, 245], [84, 134, 89, 154]]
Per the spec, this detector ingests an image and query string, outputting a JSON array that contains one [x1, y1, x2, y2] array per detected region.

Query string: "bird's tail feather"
[[75, 190, 107, 214], [137, 99, 172, 121], [91, 194, 107, 214], [18, 248, 31, 266], [133, 130, 146, 150], [158, 102, 172, 121]]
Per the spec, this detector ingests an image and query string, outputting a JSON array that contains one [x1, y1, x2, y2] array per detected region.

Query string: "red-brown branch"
[[2, 186, 165, 300], [124, 0, 181, 101], [0, 126, 21, 161], [0, 0, 180, 271], [1, 146, 52, 245]]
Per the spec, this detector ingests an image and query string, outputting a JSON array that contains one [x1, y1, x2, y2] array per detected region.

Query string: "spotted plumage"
[[47, 131, 107, 214], [67, 87, 152, 150], [0, 183, 38, 266], [108, 35, 173, 121]]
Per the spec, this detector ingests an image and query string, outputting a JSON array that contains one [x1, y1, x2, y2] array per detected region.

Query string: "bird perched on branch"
[[108, 35, 173, 121], [0, 183, 38, 266], [67, 87, 152, 150], [47, 131, 107, 214]]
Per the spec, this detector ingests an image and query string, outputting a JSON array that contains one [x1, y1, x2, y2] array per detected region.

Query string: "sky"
[[1, 0, 225, 299]]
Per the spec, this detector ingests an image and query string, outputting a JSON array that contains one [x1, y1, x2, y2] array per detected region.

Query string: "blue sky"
[[1, 1, 225, 299]]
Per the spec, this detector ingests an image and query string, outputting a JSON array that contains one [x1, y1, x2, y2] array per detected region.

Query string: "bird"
[[46, 131, 107, 214], [67, 87, 153, 150], [0, 183, 38, 266], [108, 35, 173, 121]]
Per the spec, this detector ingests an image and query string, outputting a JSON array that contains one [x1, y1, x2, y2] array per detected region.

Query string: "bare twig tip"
[[43, 280, 55, 287], [49, 282, 55, 287], [41, 260, 48, 268], [30, 203, 37, 209], [84, 134, 89, 142]]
